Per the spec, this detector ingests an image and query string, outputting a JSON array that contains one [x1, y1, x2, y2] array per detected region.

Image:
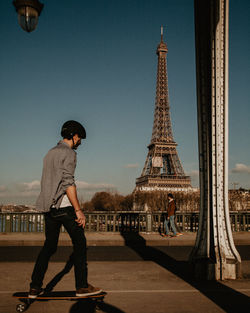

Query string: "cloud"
[[186, 170, 199, 188], [76, 180, 115, 191], [17, 180, 41, 191], [0, 185, 7, 193], [76, 180, 117, 201], [0, 181, 40, 200], [0, 180, 116, 203], [124, 163, 139, 169], [188, 170, 199, 177], [231, 164, 250, 174]]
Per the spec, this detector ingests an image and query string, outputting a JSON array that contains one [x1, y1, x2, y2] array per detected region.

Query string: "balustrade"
[[0, 211, 249, 233]]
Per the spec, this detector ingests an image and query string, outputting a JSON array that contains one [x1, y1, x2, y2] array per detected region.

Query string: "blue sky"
[[0, 0, 249, 204]]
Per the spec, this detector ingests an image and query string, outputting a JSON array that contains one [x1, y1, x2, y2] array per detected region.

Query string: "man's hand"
[[75, 210, 86, 229], [66, 186, 86, 228]]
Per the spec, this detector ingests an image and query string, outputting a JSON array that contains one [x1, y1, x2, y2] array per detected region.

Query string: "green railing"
[[0, 211, 249, 233]]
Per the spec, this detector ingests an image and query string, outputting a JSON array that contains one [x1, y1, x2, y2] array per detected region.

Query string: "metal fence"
[[0, 211, 249, 233]]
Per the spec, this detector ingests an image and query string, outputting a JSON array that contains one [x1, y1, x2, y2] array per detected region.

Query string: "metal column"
[[190, 0, 241, 280]]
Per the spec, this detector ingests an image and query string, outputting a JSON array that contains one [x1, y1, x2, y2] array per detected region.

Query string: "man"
[[29, 120, 101, 298], [164, 193, 178, 237]]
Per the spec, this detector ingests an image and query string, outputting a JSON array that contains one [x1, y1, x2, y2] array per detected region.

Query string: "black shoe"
[[28, 287, 43, 298]]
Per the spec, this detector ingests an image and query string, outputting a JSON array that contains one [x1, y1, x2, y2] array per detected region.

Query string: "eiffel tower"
[[136, 27, 192, 192]]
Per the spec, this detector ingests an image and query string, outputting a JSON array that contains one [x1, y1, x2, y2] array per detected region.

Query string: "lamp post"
[[13, 0, 44, 33]]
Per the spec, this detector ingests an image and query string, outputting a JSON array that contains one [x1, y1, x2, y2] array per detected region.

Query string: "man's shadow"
[[44, 253, 126, 313], [69, 300, 125, 313], [120, 231, 250, 313]]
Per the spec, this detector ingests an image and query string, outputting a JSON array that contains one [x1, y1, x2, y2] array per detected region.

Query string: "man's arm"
[[66, 185, 86, 228]]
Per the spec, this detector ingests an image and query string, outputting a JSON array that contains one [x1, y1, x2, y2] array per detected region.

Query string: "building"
[[135, 28, 192, 194]]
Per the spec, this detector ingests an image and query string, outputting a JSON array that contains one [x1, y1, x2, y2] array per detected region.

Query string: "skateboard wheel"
[[16, 303, 27, 312], [95, 301, 103, 312]]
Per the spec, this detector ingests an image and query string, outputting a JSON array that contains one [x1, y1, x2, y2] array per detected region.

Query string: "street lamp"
[[13, 0, 44, 33]]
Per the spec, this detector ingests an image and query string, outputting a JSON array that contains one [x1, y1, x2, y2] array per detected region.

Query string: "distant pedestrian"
[[28, 120, 102, 298], [163, 193, 179, 237]]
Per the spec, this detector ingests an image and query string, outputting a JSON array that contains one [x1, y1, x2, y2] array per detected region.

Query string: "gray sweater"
[[36, 141, 77, 212]]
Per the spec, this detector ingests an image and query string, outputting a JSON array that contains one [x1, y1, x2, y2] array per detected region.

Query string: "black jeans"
[[30, 207, 88, 290]]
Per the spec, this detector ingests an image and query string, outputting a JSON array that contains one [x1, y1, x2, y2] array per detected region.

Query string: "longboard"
[[13, 291, 106, 312]]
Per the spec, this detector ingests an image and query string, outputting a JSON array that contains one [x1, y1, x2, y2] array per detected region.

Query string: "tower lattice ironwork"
[[136, 28, 192, 191]]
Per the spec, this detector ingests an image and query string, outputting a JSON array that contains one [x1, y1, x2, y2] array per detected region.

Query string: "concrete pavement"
[[1, 260, 250, 313], [0, 232, 249, 313], [0, 231, 249, 246]]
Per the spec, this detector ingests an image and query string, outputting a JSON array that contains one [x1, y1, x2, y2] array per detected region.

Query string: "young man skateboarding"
[[29, 120, 101, 298]]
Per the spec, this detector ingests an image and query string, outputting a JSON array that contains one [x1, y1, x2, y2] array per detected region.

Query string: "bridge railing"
[[0, 211, 249, 233]]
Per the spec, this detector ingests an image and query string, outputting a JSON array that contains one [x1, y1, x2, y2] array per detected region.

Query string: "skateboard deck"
[[13, 291, 106, 312]]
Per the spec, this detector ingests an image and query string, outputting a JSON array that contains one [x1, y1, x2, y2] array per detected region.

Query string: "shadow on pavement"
[[1, 245, 249, 262], [120, 231, 250, 313], [44, 253, 74, 292], [43, 253, 126, 313], [69, 300, 125, 313]]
